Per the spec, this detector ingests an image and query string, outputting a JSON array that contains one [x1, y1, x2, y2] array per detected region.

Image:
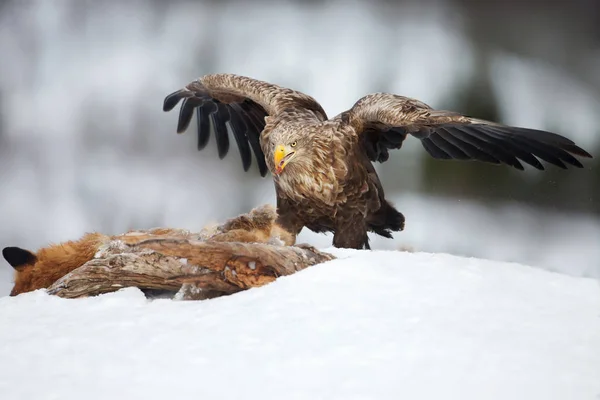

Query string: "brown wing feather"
[[343, 93, 592, 170], [163, 74, 328, 176]]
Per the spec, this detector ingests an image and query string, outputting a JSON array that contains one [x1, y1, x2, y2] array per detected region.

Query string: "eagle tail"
[[367, 200, 405, 238]]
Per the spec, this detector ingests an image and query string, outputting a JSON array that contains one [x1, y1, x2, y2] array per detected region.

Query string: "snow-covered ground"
[[1, 249, 599, 400]]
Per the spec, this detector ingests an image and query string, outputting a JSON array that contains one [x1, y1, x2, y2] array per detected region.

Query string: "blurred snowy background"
[[0, 0, 599, 295]]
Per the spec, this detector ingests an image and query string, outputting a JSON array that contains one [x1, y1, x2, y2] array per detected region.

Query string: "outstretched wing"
[[163, 74, 328, 176], [341, 93, 592, 170]]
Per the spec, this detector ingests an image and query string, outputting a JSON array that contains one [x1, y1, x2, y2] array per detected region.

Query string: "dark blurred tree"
[[420, 44, 598, 214], [452, 0, 600, 95]]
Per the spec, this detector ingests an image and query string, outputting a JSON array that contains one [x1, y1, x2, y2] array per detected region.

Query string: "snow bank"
[[1, 250, 599, 400]]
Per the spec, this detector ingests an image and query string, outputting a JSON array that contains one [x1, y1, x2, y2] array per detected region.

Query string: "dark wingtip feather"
[[207, 103, 229, 160], [227, 106, 252, 172], [478, 126, 546, 170], [241, 155, 251, 172], [167, 88, 269, 177], [196, 106, 211, 150], [176, 97, 197, 133], [257, 153, 269, 177], [460, 124, 589, 170], [163, 90, 185, 112], [237, 102, 269, 176], [453, 126, 526, 170], [496, 125, 592, 165], [509, 127, 594, 159], [564, 144, 593, 159]]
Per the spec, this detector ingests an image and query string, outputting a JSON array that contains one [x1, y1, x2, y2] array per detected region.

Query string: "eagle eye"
[[291, 141, 297, 147]]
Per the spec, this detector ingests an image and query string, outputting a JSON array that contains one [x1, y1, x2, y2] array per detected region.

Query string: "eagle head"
[[270, 129, 311, 176]]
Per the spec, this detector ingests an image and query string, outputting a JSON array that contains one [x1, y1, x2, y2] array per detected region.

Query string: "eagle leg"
[[273, 208, 305, 246], [332, 224, 370, 250]]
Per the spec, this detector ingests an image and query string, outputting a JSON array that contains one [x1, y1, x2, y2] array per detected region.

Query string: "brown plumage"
[[163, 73, 593, 249]]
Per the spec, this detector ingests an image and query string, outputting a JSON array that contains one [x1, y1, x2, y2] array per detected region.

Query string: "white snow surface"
[[1, 249, 599, 400]]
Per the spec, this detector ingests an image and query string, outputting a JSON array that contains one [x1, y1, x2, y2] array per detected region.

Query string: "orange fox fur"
[[4, 205, 295, 296], [7, 232, 108, 297]]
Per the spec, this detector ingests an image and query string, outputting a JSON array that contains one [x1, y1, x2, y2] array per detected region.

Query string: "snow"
[[1, 250, 599, 400]]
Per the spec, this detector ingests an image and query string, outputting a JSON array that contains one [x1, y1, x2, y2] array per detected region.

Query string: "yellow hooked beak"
[[274, 144, 296, 175]]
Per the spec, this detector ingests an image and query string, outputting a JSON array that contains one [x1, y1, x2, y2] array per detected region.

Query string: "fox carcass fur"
[[3, 205, 294, 296]]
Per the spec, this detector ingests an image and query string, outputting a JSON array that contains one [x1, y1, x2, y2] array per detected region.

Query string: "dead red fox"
[[3, 232, 108, 297], [3, 205, 295, 296]]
